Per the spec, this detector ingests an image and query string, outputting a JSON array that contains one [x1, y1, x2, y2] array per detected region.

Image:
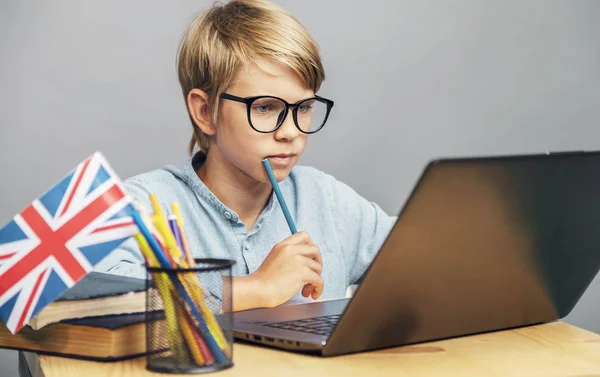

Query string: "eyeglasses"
[[219, 93, 334, 134]]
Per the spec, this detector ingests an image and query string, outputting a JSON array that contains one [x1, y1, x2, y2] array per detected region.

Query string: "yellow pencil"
[[149, 194, 165, 219], [152, 213, 186, 264], [134, 234, 159, 267], [134, 234, 189, 363], [150, 195, 187, 267], [136, 203, 167, 256]]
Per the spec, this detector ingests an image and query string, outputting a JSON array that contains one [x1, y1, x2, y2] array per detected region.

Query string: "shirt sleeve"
[[324, 172, 397, 285]]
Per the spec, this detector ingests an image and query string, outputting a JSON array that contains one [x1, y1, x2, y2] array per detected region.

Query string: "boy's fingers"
[[301, 284, 314, 297], [311, 287, 323, 300], [296, 245, 322, 262], [303, 271, 324, 297], [311, 277, 324, 299], [313, 247, 323, 266], [279, 231, 312, 247], [303, 257, 323, 275]]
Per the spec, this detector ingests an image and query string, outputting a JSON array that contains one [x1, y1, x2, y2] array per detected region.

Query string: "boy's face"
[[214, 58, 314, 183]]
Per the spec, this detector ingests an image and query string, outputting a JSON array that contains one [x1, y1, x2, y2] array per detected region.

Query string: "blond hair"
[[177, 0, 326, 154]]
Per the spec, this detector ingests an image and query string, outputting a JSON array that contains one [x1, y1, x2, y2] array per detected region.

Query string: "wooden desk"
[[20, 321, 600, 377]]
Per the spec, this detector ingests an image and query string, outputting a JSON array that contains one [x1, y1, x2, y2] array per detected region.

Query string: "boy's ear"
[[187, 89, 216, 136]]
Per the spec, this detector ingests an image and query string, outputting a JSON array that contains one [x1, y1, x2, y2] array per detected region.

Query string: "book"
[[26, 272, 146, 330], [0, 312, 162, 361]]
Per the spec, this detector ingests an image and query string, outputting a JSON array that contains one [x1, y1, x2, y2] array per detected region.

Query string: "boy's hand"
[[251, 231, 324, 308]]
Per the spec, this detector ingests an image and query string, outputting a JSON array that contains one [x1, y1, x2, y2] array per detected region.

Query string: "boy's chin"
[[258, 165, 293, 184]]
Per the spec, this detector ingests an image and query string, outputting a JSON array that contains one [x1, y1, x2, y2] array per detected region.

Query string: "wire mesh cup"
[[145, 258, 235, 374]]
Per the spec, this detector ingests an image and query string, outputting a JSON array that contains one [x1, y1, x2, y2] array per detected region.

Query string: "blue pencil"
[[262, 158, 297, 234]]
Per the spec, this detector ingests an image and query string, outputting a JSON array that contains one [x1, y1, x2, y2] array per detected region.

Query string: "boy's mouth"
[[266, 154, 296, 166], [269, 153, 295, 158]]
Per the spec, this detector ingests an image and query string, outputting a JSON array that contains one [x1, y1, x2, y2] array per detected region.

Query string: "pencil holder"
[[145, 258, 235, 374]]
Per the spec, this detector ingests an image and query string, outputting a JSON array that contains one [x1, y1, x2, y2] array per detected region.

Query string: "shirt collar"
[[181, 151, 277, 224]]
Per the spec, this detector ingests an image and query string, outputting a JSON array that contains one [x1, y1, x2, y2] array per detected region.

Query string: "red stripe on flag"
[[0, 252, 16, 261], [91, 220, 135, 234], [60, 157, 91, 217], [15, 271, 45, 331]]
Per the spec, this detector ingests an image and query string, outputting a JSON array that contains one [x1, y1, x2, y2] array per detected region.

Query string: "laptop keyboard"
[[264, 314, 341, 336]]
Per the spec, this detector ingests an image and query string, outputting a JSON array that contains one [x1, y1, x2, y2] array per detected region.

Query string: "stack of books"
[[0, 272, 153, 361]]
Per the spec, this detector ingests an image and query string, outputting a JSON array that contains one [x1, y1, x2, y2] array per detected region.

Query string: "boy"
[[96, 0, 396, 312]]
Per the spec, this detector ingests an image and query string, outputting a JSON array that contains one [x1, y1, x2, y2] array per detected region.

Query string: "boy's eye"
[[297, 99, 315, 114], [253, 104, 274, 113], [298, 104, 313, 113]]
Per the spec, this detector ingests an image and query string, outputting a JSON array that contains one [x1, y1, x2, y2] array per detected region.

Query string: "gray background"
[[1, 0, 599, 374]]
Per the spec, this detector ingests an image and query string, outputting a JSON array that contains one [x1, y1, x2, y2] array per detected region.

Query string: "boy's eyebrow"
[[225, 90, 317, 102]]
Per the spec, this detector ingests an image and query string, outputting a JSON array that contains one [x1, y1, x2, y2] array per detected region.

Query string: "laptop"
[[233, 151, 600, 356]]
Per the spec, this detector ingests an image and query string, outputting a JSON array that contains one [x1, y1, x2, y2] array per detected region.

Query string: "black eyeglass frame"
[[219, 93, 334, 134]]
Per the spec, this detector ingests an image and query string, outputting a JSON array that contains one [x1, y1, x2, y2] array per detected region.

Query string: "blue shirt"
[[95, 152, 397, 302]]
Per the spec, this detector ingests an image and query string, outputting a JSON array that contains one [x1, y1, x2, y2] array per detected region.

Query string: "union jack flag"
[[0, 152, 139, 334]]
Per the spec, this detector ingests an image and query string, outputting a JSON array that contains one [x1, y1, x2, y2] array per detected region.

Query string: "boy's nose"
[[273, 110, 300, 141]]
